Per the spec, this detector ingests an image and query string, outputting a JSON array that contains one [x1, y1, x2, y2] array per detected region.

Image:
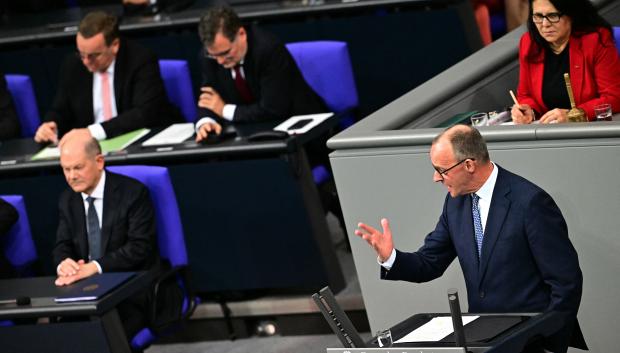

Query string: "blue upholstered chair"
[[159, 60, 198, 122], [286, 41, 359, 128], [106, 165, 198, 350], [614, 27, 620, 54], [286, 41, 359, 185], [0, 195, 37, 276], [5, 75, 41, 138]]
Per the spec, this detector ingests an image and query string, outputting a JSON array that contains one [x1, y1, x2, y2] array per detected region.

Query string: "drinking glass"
[[594, 103, 612, 121], [470, 112, 489, 127], [376, 329, 393, 347]]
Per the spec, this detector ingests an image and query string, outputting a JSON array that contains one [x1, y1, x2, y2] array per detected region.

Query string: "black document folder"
[[54, 272, 135, 303]]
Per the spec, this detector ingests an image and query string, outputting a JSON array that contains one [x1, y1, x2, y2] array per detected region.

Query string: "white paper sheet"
[[395, 315, 479, 343], [142, 123, 195, 146], [273, 113, 334, 135]]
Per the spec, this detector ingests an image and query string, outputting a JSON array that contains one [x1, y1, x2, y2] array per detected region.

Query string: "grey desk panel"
[[330, 133, 620, 352]]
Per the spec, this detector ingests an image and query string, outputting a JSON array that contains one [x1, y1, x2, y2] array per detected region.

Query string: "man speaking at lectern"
[[355, 125, 585, 353]]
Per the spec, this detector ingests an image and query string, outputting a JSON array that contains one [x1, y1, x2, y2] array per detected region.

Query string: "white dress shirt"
[[88, 60, 118, 140], [380, 163, 499, 270], [195, 60, 246, 131]]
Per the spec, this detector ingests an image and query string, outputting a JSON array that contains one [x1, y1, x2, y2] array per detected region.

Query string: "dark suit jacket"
[[198, 26, 327, 123], [45, 38, 183, 139], [53, 171, 158, 272], [0, 198, 19, 279], [0, 74, 21, 140], [383, 166, 584, 351], [517, 28, 620, 120]]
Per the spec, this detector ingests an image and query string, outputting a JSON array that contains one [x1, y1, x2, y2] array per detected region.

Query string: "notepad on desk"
[[141, 123, 195, 146], [54, 272, 136, 303], [395, 315, 479, 343], [273, 113, 333, 135]]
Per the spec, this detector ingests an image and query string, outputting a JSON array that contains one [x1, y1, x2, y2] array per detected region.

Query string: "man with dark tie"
[[53, 134, 171, 347], [34, 11, 182, 145], [193, 5, 327, 141], [355, 125, 586, 353]]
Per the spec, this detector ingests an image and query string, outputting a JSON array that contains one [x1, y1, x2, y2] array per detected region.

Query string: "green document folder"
[[99, 128, 150, 153], [31, 128, 150, 161]]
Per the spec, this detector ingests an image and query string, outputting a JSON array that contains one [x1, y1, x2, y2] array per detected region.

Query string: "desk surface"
[[0, 272, 152, 319], [0, 118, 334, 174]]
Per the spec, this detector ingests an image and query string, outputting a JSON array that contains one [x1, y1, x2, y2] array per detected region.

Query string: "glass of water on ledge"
[[376, 329, 393, 347], [594, 103, 612, 121]]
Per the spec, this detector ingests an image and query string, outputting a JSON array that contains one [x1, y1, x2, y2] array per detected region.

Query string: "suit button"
[[479, 291, 485, 298]]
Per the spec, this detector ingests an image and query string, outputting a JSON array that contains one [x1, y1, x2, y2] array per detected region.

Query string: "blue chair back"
[[159, 60, 197, 123], [614, 27, 620, 54], [285, 41, 358, 116], [0, 195, 37, 274], [4, 75, 41, 138], [106, 165, 195, 350], [106, 165, 187, 267]]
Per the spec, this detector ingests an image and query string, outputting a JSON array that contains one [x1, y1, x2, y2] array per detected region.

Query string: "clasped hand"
[[55, 258, 98, 286], [198, 87, 225, 117], [355, 218, 394, 263]]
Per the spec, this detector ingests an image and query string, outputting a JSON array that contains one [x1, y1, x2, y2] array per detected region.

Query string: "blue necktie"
[[86, 196, 102, 260], [471, 194, 484, 258]]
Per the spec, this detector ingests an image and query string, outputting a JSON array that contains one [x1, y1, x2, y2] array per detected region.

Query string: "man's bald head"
[[433, 125, 490, 164]]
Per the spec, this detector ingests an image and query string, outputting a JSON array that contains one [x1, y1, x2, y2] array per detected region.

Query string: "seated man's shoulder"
[[107, 171, 149, 194]]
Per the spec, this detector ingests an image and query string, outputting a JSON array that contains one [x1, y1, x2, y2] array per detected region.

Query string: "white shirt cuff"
[[195, 117, 218, 132], [92, 260, 102, 274], [378, 248, 397, 270], [222, 104, 236, 121], [88, 124, 107, 141]]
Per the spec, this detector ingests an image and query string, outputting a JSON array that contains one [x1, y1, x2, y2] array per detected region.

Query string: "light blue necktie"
[[86, 196, 102, 260], [471, 194, 484, 258]]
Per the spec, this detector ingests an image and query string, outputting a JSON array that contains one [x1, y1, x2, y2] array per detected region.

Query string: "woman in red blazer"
[[511, 0, 620, 124]]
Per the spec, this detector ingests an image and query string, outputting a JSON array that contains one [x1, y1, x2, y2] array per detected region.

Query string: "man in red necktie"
[[194, 6, 327, 142]]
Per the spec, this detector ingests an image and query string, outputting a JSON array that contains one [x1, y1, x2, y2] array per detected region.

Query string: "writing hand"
[[511, 104, 534, 124], [34, 121, 58, 144]]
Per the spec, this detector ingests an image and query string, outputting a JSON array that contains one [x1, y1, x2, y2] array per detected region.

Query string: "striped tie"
[[471, 193, 484, 258]]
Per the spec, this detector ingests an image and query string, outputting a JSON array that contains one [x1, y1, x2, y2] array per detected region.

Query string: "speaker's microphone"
[[0, 296, 31, 306], [447, 288, 467, 350]]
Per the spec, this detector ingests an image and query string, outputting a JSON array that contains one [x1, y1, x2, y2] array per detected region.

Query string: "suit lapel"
[[478, 168, 511, 286], [71, 192, 89, 259], [100, 173, 117, 254], [569, 36, 584, 106]]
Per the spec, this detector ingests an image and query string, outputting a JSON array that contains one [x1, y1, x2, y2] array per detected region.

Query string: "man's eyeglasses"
[[204, 36, 237, 60], [434, 158, 475, 177], [532, 12, 563, 24], [75, 51, 105, 61]]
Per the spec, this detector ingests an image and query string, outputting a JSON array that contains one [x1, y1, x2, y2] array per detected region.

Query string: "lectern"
[[315, 287, 565, 353]]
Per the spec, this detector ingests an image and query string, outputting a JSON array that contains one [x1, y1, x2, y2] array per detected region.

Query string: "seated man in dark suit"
[[0, 198, 19, 279], [53, 134, 180, 347], [0, 74, 21, 140], [356, 125, 586, 353], [34, 11, 183, 145], [193, 5, 327, 141]]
